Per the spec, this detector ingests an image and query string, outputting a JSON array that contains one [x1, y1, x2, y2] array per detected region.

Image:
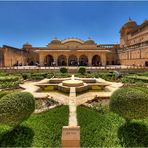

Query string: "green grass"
[[127, 75, 148, 79], [77, 106, 148, 147], [0, 106, 69, 147]]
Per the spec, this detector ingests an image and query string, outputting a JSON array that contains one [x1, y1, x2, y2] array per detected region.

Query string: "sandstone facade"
[[118, 18, 148, 66], [0, 19, 147, 67]]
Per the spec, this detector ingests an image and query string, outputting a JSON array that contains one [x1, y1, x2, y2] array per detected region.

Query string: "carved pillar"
[[88, 55, 92, 66], [53, 54, 58, 66], [101, 53, 107, 66], [77, 55, 79, 66], [66, 55, 68, 66], [66, 55, 69, 66], [39, 53, 45, 66]]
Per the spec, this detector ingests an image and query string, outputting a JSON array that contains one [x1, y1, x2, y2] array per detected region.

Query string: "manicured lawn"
[[77, 106, 148, 147], [0, 106, 69, 147], [127, 75, 148, 79]]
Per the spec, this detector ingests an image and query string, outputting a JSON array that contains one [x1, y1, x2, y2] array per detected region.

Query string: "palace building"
[[0, 18, 148, 67]]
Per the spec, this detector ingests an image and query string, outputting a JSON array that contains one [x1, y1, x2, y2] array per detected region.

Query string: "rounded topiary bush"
[[60, 67, 68, 73], [21, 73, 31, 80], [78, 67, 86, 75], [0, 91, 10, 99], [0, 92, 35, 127], [109, 87, 148, 121], [46, 73, 54, 79]]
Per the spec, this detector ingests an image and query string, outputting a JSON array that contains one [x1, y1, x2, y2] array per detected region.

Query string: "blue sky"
[[0, 1, 148, 48]]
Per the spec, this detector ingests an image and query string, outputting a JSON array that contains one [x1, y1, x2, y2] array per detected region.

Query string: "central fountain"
[[58, 75, 88, 93], [35, 74, 110, 94], [62, 75, 84, 87]]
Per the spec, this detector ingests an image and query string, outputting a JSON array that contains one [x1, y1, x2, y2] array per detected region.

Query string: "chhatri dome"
[[84, 37, 95, 45], [50, 38, 61, 44], [123, 17, 137, 27]]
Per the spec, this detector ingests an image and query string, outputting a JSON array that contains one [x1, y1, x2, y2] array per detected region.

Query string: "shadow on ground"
[[118, 122, 148, 147], [0, 126, 34, 147]]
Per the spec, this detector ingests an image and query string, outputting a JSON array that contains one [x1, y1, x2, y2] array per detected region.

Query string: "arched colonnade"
[[43, 54, 103, 66]]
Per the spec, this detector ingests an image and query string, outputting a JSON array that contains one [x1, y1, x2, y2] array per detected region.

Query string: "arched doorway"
[[92, 55, 101, 66], [145, 61, 148, 67], [68, 55, 78, 66], [44, 55, 54, 66], [79, 55, 88, 66], [58, 55, 67, 66]]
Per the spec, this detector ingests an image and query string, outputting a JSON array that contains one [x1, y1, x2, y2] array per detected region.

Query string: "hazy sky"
[[0, 1, 148, 48]]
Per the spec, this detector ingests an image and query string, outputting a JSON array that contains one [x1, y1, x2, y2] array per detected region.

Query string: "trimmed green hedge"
[[134, 86, 148, 94], [110, 87, 148, 121], [0, 76, 22, 89], [0, 91, 10, 99], [75, 72, 116, 81], [0, 92, 35, 127], [60, 67, 68, 73], [121, 75, 148, 84], [21, 73, 31, 80], [53, 73, 71, 78], [21, 72, 55, 80], [77, 106, 124, 147], [78, 67, 86, 75], [0, 106, 69, 147]]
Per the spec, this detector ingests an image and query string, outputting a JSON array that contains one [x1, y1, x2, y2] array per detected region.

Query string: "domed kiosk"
[[49, 38, 61, 45], [84, 38, 96, 45]]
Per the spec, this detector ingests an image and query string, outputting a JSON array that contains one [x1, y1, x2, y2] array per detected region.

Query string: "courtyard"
[[0, 1, 148, 147], [0, 67, 148, 147]]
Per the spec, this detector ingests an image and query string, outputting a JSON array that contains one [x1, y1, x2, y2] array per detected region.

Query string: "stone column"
[[53, 54, 58, 66], [66, 55, 69, 66], [88, 55, 92, 66], [77, 55, 79, 66], [101, 53, 107, 66], [39, 53, 45, 66]]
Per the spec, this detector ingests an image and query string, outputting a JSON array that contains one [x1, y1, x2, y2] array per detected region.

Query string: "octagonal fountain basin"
[[62, 79, 84, 87], [36, 75, 111, 94], [57, 75, 89, 93], [58, 81, 88, 93]]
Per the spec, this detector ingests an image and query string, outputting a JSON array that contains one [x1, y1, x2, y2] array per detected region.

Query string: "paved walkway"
[[20, 77, 123, 106], [69, 87, 77, 126], [20, 76, 123, 127], [20, 81, 49, 99], [20, 79, 69, 104], [76, 78, 123, 105]]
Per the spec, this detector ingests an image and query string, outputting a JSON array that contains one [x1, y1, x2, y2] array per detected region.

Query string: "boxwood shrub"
[[46, 73, 54, 79], [78, 67, 86, 75], [0, 76, 20, 82], [54, 73, 71, 78], [134, 86, 148, 94], [0, 91, 10, 99], [30, 73, 48, 80], [109, 87, 148, 121], [21, 73, 31, 80], [60, 67, 68, 73], [0, 76, 22, 89], [0, 92, 35, 127]]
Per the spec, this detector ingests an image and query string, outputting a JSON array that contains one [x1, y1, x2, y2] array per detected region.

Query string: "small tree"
[[109, 87, 148, 122], [0, 92, 35, 127], [78, 67, 86, 75], [60, 67, 68, 73]]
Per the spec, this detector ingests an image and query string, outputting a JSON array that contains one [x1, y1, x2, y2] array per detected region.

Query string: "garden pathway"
[[20, 77, 123, 106], [69, 87, 77, 126], [20, 80, 69, 104], [76, 78, 123, 105]]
